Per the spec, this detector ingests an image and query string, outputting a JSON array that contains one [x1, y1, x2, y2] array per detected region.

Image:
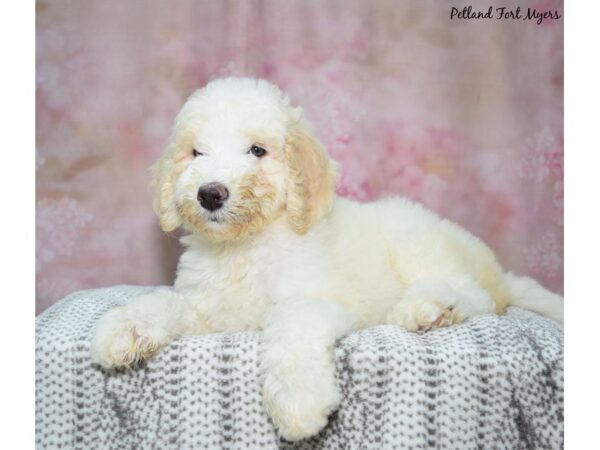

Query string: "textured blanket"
[[36, 285, 563, 450]]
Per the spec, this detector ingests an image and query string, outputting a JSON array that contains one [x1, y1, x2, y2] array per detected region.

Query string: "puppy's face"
[[152, 78, 337, 242]]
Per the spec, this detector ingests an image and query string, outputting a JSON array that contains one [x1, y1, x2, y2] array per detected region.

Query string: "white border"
[[564, 1, 600, 448], [0, 1, 35, 449]]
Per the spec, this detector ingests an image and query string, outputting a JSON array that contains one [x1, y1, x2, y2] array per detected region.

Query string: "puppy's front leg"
[[260, 299, 357, 441], [91, 288, 203, 369]]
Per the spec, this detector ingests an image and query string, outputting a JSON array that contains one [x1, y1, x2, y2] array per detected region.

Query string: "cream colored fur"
[[91, 77, 563, 441]]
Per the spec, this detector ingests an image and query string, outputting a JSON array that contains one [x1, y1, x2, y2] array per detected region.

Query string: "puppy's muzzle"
[[197, 182, 229, 211]]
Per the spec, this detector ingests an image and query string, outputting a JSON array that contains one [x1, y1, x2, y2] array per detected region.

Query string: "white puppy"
[[91, 77, 563, 441]]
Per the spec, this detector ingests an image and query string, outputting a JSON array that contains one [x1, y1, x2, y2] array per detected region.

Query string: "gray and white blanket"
[[36, 285, 563, 450]]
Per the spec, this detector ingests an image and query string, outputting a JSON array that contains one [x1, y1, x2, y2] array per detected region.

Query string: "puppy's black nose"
[[197, 182, 229, 211]]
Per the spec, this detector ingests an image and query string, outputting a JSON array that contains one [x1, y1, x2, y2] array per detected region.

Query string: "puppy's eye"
[[192, 149, 204, 157], [248, 145, 267, 158]]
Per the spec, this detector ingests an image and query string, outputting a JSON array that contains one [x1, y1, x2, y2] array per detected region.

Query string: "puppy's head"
[[151, 77, 337, 242]]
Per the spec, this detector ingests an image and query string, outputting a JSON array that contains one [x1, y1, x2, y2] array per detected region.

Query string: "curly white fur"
[[91, 77, 563, 441]]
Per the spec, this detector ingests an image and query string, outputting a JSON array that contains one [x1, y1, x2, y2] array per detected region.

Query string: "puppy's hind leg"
[[91, 288, 203, 370], [386, 275, 496, 332]]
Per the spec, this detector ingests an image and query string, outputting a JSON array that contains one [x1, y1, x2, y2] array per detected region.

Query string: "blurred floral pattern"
[[36, 0, 563, 313]]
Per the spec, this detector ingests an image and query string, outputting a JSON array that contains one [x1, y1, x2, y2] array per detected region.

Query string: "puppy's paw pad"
[[388, 282, 463, 332], [91, 311, 169, 370], [416, 302, 460, 332]]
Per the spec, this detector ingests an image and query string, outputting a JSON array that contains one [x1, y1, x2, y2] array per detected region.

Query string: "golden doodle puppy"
[[91, 77, 563, 441]]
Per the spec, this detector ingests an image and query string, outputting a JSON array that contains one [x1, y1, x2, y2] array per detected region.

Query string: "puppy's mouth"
[[203, 210, 228, 225]]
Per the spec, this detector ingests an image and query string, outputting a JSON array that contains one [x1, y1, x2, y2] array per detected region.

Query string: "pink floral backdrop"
[[36, 0, 563, 314]]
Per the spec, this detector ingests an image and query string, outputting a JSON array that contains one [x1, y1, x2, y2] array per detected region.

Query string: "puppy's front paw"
[[90, 308, 171, 369], [262, 371, 340, 441], [387, 280, 463, 332]]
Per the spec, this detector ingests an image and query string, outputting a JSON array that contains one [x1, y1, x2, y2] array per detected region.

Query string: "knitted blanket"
[[35, 285, 563, 450]]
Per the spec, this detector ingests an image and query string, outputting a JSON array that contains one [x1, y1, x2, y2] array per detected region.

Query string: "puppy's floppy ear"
[[285, 118, 338, 234], [150, 139, 185, 232]]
